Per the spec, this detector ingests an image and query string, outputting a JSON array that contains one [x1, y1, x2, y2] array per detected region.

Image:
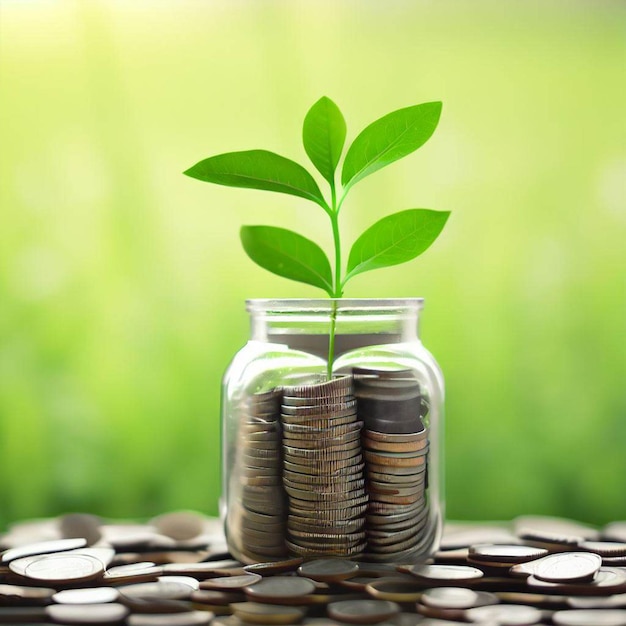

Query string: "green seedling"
[[185, 97, 450, 377]]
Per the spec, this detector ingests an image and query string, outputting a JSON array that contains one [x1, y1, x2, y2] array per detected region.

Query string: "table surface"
[[1, 513, 625, 625]]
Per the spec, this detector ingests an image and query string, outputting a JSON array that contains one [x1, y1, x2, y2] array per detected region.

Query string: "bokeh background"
[[1, 0, 624, 530]]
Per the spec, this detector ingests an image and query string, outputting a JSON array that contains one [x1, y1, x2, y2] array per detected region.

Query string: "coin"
[[327, 599, 401, 624], [363, 429, 428, 444], [46, 603, 130, 624], [283, 421, 362, 435], [128, 612, 213, 626], [245, 576, 317, 602], [404, 564, 484, 582], [421, 587, 498, 610], [533, 552, 602, 583], [0, 583, 56, 604], [465, 604, 543, 624], [231, 601, 306, 625], [200, 574, 262, 590], [551, 609, 626, 625], [297, 558, 359, 582], [362, 437, 428, 453], [118, 581, 195, 600], [579, 542, 626, 557], [364, 578, 424, 602], [468, 544, 548, 563], [52, 586, 120, 604], [1, 538, 88, 563], [11, 552, 104, 583], [283, 376, 353, 398]]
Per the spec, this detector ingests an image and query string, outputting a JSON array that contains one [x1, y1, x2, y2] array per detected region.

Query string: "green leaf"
[[240, 225, 333, 295], [302, 96, 346, 184], [184, 149, 327, 208], [345, 209, 450, 283], [341, 102, 442, 191]]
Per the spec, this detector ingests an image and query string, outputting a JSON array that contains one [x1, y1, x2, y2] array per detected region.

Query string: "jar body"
[[221, 299, 444, 564]]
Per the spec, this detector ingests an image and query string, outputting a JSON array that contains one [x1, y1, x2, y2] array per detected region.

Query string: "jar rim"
[[246, 298, 424, 313]]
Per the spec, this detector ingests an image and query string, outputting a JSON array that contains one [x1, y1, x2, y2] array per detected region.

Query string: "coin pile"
[[227, 389, 288, 563], [280, 376, 367, 558], [2, 514, 626, 625], [354, 368, 430, 561]]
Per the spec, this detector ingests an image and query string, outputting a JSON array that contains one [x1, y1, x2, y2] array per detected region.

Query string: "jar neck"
[[247, 299, 422, 358]]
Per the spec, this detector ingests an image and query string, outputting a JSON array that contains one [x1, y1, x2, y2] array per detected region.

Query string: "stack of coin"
[[354, 368, 430, 561], [281, 376, 367, 558], [227, 389, 288, 562]]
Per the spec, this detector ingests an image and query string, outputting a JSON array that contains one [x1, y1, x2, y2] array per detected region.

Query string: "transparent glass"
[[221, 298, 444, 564]]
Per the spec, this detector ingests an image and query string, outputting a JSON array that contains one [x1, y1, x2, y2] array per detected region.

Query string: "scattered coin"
[[465, 603, 543, 624], [1, 538, 87, 563], [533, 552, 602, 582], [46, 602, 130, 624], [403, 563, 484, 582], [245, 576, 317, 602], [364, 578, 424, 602], [52, 587, 120, 604], [11, 552, 104, 583], [421, 587, 497, 610], [128, 612, 213, 625], [327, 599, 401, 624], [200, 574, 262, 590], [552, 609, 626, 625], [297, 558, 359, 582], [231, 601, 306, 625], [468, 544, 548, 563]]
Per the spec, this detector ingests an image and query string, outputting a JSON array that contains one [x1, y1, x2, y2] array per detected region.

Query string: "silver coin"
[[288, 502, 368, 520], [281, 398, 357, 411], [281, 414, 358, 428], [286, 540, 366, 558], [283, 420, 362, 435], [288, 517, 365, 534], [283, 376, 353, 398], [283, 432, 361, 450], [283, 457, 364, 475]]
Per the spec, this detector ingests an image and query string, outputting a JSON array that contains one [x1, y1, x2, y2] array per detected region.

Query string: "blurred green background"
[[0, 0, 624, 530]]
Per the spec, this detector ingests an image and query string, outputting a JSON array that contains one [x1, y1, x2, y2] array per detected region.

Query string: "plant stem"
[[327, 299, 337, 380], [326, 183, 343, 380]]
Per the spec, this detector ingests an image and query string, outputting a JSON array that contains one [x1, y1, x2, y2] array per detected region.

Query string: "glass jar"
[[221, 298, 444, 564]]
